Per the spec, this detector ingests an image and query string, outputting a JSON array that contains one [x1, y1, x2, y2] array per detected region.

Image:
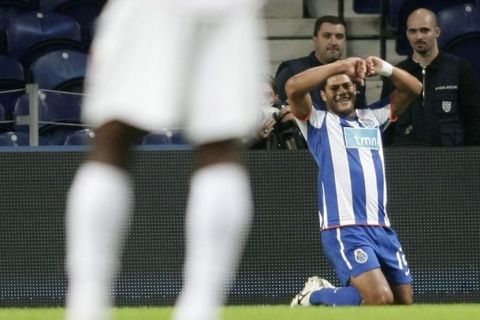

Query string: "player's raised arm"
[[285, 58, 366, 120], [366, 56, 422, 119]]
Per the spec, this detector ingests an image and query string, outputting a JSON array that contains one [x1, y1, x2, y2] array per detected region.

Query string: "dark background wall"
[[0, 147, 479, 306]]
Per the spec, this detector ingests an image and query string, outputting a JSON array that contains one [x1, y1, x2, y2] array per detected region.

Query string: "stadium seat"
[[13, 91, 82, 144], [388, 0, 474, 55], [0, 54, 25, 127], [41, 91, 82, 124], [0, 102, 7, 132], [170, 131, 186, 144], [142, 132, 171, 145], [14, 92, 83, 144], [53, 0, 106, 47], [28, 49, 87, 92], [63, 128, 94, 145], [0, 131, 51, 146], [353, 0, 381, 14], [438, 4, 480, 48], [38, 91, 82, 144], [39, 0, 75, 12], [142, 131, 187, 145], [14, 92, 50, 132], [0, 54, 24, 86], [0, 1, 35, 52], [6, 10, 84, 67], [0, 130, 29, 145], [438, 4, 480, 79]]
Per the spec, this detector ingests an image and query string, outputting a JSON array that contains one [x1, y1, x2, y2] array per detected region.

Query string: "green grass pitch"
[[1, 305, 480, 320]]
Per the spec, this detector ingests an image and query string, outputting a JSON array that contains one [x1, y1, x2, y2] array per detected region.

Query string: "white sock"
[[173, 163, 253, 320], [65, 162, 133, 320]]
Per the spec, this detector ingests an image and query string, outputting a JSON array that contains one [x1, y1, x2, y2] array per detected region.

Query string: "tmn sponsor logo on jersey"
[[343, 127, 379, 150]]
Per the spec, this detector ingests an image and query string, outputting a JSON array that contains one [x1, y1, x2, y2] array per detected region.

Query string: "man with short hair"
[[286, 56, 422, 306], [381, 8, 480, 146], [275, 15, 366, 109]]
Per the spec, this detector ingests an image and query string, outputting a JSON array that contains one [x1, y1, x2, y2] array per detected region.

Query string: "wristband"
[[380, 61, 394, 77]]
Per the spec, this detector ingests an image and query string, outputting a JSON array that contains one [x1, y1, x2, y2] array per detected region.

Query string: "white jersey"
[[297, 98, 393, 230], [82, 0, 267, 144], [176, 0, 263, 12]]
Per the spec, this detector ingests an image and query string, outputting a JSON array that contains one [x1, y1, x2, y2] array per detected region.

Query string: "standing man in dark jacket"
[[381, 8, 480, 146], [275, 15, 366, 110]]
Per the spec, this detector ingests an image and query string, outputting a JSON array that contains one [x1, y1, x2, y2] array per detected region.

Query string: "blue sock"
[[310, 286, 362, 306]]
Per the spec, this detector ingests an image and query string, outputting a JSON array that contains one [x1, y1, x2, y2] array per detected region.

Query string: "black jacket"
[[381, 52, 480, 146], [275, 51, 367, 110]]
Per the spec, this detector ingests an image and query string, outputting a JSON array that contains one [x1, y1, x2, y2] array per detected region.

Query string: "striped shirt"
[[297, 98, 393, 230]]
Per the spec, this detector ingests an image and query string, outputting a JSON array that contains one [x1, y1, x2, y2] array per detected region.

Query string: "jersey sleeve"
[[366, 97, 392, 127], [295, 108, 326, 141]]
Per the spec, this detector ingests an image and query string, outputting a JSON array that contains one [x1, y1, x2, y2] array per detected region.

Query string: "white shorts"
[[82, 0, 267, 144]]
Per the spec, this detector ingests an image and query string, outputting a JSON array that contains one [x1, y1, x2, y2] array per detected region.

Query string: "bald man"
[[381, 8, 480, 146]]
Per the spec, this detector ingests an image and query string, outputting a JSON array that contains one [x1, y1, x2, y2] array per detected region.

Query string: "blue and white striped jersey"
[[297, 98, 393, 230]]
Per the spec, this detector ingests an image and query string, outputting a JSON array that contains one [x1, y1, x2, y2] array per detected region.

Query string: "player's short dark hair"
[[313, 15, 347, 37], [319, 75, 357, 92]]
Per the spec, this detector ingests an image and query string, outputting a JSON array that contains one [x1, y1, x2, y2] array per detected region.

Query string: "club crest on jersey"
[[343, 127, 379, 150], [354, 249, 368, 264], [441, 101, 452, 113], [358, 118, 377, 128]]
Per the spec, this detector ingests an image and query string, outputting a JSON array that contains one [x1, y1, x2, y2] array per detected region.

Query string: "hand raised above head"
[[340, 57, 366, 85], [365, 56, 388, 77]]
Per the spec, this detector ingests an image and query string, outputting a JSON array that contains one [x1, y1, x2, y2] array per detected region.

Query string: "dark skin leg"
[[391, 283, 413, 304], [197, 139, 240, 168], [90, 120, 241, 170], [350, 268, 394, 305], [89, 120, 146, 168], [350, 268, 413, 305]]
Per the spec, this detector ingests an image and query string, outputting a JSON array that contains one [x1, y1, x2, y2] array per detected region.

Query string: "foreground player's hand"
[[341, 57, 366, 86], [365, 56, 385, 77]]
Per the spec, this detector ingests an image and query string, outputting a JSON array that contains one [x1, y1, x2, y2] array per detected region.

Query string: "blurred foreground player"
[[65, 1, 267, 320], [286, 57, 421, 306]]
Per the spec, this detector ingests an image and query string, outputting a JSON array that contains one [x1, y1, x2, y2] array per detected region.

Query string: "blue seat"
[[0, 54, 24, 86], [389, 0, 474, 55], [0, 54, 25, 126], [0, 131, 51, 146], [142, 132, 171, 145], [6, 10, 83, 66], [353, 0, 381, 14], [0, 1, 35, 52], [29, 49, 87, 92], [13, 93, 47, 132], [142, 131, 187, 145], [438, 4, 480, 48], [53, 0, 106, 47], [0, 131, 30, 145], [39, 0, 76, 12], [13, 91, 82, 144], [0, 102, 7, 132], [64, 128, 94, 145], [41, 91, 82, 124], [438, 4, 480, 80], [170, 131, 186, 144]]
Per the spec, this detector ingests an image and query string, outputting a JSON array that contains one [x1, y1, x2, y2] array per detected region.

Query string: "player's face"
[[406, 13, 440, 56], [321, 74, 356, 117], [313, 23, 346, 64]]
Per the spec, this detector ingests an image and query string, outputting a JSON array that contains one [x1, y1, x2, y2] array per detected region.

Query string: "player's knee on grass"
[[392, 284, 413, 305], [361, 286, 394, 305]]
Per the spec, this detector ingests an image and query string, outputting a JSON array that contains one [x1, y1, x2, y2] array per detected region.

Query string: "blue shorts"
[[321, 225, 412, 287]]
